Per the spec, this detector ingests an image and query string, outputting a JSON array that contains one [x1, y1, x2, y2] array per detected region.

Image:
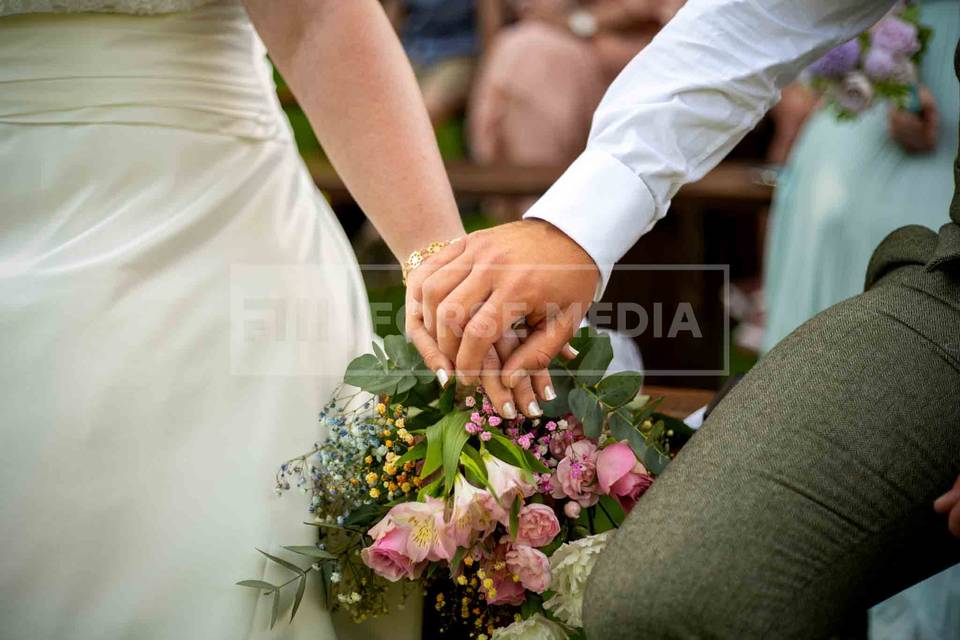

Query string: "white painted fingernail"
[[501, 402, 517, 419], [543, 385, 557, 401], [436, 369, 449, 387], [563, 345, 580, 358], [527, 401, 542, 417]]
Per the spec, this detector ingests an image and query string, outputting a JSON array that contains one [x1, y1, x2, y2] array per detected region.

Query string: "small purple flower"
[[465, 396, 476, 408], [479, 430, 492, 442], [487, 415, 502, 427], [545, 420, 557, 432], [470, 412, 482, 424], [863, 47, 897, 80], [871, 17, 920, 56], [808, 40, 860, 78], [465, 422, 479, 434]]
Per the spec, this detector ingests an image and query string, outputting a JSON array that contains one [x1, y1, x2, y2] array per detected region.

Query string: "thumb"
[[501, 312, 580, 388]]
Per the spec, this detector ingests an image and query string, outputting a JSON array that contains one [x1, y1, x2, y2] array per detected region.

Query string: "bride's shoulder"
[[0, 0, 221, 17]]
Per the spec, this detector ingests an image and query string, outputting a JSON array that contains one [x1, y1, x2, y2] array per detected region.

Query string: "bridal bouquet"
[[241, 331, 692, 639], [804, 1, 932, 118]]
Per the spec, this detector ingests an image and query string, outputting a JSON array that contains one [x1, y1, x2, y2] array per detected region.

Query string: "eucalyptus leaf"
[[576, 335, 613, 386], [290, 575, 307, 622], [569, 387, 603, 439], [642, 446, 671, 476], [384, 334, 413, 368], [609, 412, 649, 460], [597, 372, 643, 408], [396, 374, 418, 394], [372, 342, 388, 369], [283, 546, 337, 560], [269, 587, 280, 629], [236, 580, 276, 593], [257, 548, 305, 578], [343, 354, 381, 389]]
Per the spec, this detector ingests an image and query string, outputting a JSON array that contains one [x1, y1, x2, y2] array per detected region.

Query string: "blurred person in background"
[[469, 0, 684, 184], [384, 0, 479, 127], [761, 2, 960, 638]]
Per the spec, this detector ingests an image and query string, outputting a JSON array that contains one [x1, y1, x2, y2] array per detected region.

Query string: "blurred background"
[[274, 0, 957, 396]]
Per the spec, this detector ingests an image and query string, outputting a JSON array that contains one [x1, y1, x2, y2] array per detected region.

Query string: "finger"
[[479, 348, 518, 420], [531, 369, 556, 403], [455, 291, 528, 385], [494, 333, 542, 418], [405, 306, 454, 387], [501, 307, 582, 388], [405, 237, 466, 303], [436, 272, 492, 368], [949, 504, 960, 538], [934, 477, 960, 513], [421, 252, 474, 335]]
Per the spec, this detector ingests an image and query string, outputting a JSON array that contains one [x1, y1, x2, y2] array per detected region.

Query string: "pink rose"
[[597, 442, 654, 512], [482, 544, 527, 606], [552, 440, 600, 507], [506, 544, 551, 593], [360, 527, 422, 582], [515, 503, 561, 547]]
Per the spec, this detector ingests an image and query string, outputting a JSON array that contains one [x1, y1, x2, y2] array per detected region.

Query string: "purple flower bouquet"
[[805, 1, 932, 119]]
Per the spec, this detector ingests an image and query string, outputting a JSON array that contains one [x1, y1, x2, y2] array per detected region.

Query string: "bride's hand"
[[406, 251, 554, 419]]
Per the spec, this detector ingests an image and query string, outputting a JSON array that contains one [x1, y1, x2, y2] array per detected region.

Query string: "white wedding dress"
[[0, 1, 419, 638]]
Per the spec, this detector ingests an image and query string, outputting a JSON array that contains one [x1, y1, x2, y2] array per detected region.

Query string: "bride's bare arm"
[[244, 0, 465, 260]]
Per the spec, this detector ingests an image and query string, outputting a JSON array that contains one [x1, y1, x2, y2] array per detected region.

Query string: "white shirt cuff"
[[523, 149, 658, 299]]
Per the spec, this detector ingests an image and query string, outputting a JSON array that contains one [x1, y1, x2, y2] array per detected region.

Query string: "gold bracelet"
[[401, 238, 460, 284]]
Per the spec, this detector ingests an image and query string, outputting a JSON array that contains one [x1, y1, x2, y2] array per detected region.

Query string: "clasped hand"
[[405, 219, 599, 419]]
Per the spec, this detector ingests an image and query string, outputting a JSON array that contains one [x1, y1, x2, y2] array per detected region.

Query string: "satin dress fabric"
[[0, 3, 418, 638]]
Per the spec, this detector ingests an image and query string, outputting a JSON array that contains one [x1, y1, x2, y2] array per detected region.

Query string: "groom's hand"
[[934, 475, 960, 538], [406, 219, 599, 387]]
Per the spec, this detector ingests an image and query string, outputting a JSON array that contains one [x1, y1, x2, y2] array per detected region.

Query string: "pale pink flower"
[[515, 503, 560, 547], [597, 442, 653, 512], [552, 440, 600, 507], [465, 396, 476, 407], [365, 498, 456, 566], [506, 544, 551, 593], [563, 501, 582, 519], [483, 452, 536, 520], [449, 474, 499, 547]]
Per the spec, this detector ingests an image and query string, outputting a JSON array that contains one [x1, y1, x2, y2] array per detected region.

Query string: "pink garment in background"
[[469, 0, 684, 168]]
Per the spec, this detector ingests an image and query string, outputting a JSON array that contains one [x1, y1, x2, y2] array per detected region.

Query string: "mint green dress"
[[762, 2, 960, 638], [764, 0, 959, 352]]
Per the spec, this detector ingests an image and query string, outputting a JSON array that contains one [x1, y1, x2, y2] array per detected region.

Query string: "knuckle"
[[465, 313, 498, 341]]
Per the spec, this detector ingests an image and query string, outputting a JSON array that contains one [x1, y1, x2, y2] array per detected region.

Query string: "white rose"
[[542, 531, 613, 627], [833, 71, 875, 114], [491, 614, 568, 640]]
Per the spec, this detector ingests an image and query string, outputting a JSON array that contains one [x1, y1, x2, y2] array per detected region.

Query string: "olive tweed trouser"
[[583, 225, 960, 639]]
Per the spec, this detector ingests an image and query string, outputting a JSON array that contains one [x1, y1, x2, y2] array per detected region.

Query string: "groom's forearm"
[[524, 0, 896, 296], [244, 0, 465, 261]]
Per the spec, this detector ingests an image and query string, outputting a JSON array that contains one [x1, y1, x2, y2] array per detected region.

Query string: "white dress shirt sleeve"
[[524, 0, 895, 294]]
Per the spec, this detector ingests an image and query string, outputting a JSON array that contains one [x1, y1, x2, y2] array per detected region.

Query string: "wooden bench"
[[305, 156, 775, 208]]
